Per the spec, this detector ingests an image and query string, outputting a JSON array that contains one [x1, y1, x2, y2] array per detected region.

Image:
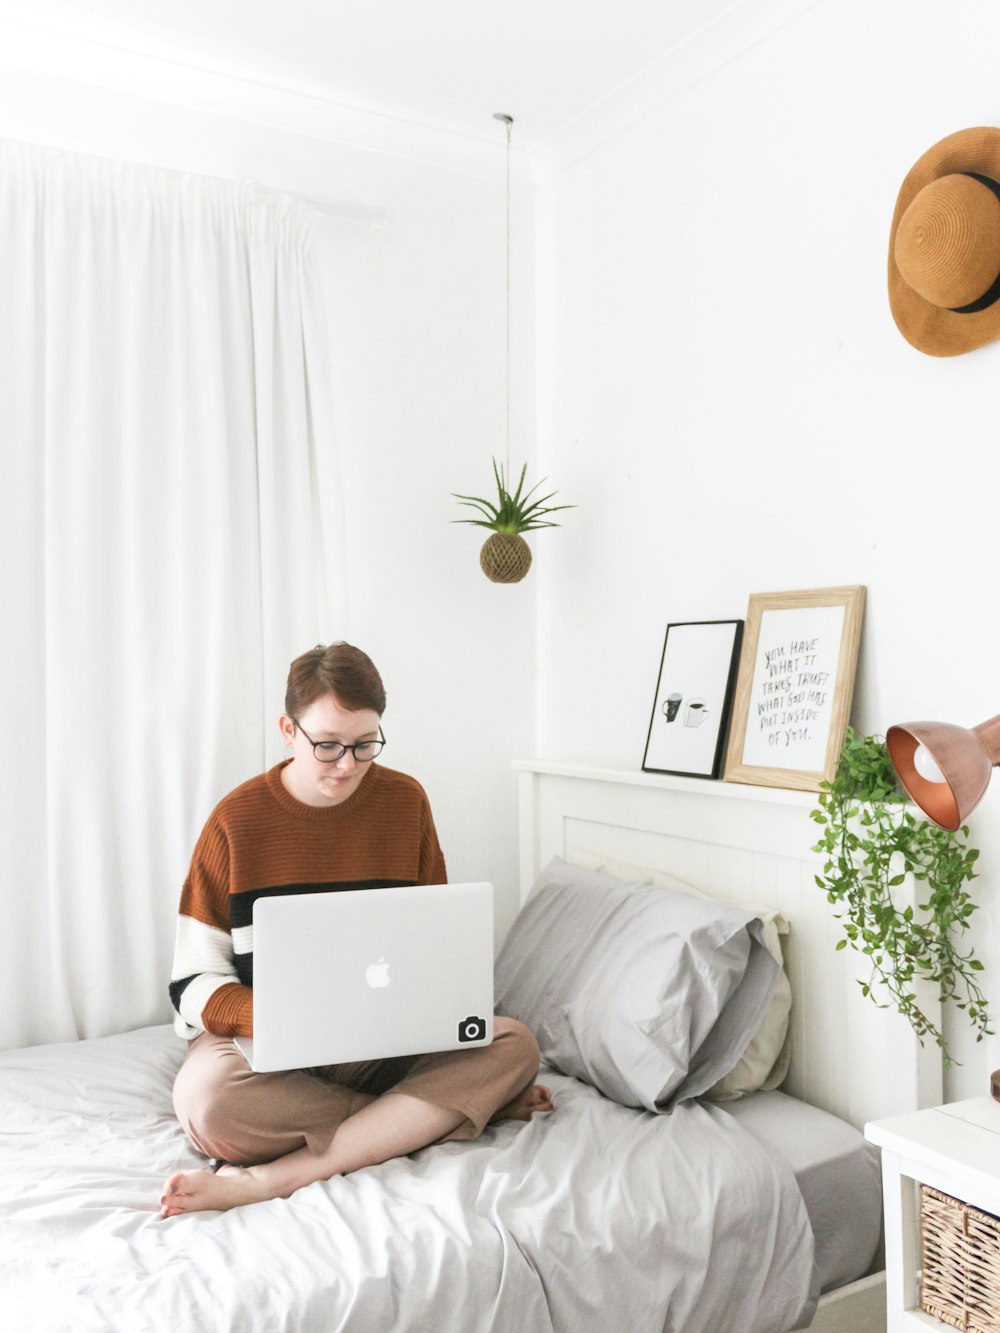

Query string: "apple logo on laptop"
[[365, 956, 390, 989]]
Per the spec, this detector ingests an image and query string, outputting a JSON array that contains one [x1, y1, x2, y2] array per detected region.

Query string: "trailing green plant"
[[811, 726, 990, 1062]]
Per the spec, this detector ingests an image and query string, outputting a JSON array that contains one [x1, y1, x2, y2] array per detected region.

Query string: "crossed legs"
[[161, 1018, 551, 1216]]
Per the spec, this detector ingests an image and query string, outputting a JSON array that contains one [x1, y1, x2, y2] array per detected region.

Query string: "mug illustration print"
[[662, 693, 683, 723], [684, 698, 709, 728]]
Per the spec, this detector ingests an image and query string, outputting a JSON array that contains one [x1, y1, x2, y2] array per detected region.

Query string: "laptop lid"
[[235, 882, 493, 1072]]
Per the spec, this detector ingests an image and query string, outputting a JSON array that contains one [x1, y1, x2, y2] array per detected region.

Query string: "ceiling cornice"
[[1, 0, 827, 188], [0, 17, 509, 180], [527, 0, 826, 186]]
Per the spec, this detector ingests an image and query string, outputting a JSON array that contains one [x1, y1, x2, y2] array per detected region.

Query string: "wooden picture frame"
[[722, 586, 866, 792], [642, 620, 744, 779]]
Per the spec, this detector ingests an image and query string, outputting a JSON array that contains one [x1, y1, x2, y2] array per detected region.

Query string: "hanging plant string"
[[493, 111, 513, 481], [451, 114, 575, 583]]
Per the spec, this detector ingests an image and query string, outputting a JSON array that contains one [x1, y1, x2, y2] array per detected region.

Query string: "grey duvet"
[[0, 1025, 818, 1332]]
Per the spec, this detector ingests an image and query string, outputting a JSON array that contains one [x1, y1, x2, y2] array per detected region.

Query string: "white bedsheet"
[[0, 1026, 819, 1332]]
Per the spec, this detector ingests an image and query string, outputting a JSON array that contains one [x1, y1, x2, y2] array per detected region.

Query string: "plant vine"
[[810, 727, 990, 1063]]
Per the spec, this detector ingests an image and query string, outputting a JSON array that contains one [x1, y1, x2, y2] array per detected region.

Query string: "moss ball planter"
[[479, 532, 532, 583], [453, 459, 574, 585]]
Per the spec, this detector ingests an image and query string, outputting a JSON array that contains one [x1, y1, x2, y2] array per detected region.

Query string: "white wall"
[[0, 67, 538, 944], [7, 1, 1000, 1098], [313, 182, 538, 944], [534, 0, 1000, 1099]]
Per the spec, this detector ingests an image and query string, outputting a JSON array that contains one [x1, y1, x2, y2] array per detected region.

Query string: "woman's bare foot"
[[159, 1165, 266, 1218], [493, 1083, 554, 1123], [160, 1086, 554, 1217]]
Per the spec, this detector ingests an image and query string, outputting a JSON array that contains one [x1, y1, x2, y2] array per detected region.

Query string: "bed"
[[0, 760, 942, 1331]]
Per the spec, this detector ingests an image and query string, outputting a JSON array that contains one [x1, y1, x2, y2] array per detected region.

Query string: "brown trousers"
[[173, 1017, 540, 1166]]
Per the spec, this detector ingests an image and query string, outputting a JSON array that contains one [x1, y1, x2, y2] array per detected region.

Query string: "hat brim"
[[889, 127, 1000, 356]]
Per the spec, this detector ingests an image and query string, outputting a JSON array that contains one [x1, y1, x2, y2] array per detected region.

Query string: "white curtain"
[[0, 140, 347, 1049]]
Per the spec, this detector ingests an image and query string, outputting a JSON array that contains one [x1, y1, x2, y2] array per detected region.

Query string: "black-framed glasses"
[[294, 721, 386, 764]]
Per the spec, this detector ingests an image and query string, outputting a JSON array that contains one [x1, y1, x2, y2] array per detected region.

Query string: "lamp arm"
[[972, 713, 1000, 764]]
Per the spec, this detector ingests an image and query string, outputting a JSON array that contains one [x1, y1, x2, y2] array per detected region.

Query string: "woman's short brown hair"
[[285, 643, 386, 718]]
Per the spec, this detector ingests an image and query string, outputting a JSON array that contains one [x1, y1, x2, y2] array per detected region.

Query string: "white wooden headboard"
[[514, 760, 943, 1134]]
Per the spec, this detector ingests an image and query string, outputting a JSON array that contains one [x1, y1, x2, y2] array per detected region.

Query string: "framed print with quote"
[[723, 586, 866, 791]]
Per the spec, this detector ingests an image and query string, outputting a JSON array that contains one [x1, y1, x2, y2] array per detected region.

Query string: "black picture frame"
[[642, 620, 744, 779]]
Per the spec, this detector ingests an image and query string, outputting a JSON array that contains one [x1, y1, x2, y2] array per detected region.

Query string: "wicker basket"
[[921, 1184, 1000, 1330]]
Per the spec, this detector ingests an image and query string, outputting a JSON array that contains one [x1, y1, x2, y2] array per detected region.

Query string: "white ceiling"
[[0, 0, 744, 152]]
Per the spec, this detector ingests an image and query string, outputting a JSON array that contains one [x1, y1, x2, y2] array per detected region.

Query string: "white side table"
[[866, 1098, 1000, 1331]]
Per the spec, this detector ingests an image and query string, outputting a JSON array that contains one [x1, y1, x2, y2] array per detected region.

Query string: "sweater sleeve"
[[168, 815, 254, 1039], [418, 795, 448, 886]]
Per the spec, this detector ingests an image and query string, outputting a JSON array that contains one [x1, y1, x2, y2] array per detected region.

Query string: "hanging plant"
[[452, 459, 574, 584], [810, 726, 990, 1063]]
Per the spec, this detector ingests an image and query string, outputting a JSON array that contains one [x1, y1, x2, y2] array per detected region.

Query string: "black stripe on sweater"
[[229, 879, 413, 931], [169, 975, 198, 1014]]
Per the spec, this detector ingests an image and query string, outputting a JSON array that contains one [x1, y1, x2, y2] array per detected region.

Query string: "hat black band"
[[951, 173, 1000, 314]]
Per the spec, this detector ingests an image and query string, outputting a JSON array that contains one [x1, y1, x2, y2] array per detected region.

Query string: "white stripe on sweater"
[[171, 914, 242, 1037], [171, 914, 236, 981]]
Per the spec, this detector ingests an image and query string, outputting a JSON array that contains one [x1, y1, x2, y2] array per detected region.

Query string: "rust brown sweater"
[[169, 761, 447, 1039]]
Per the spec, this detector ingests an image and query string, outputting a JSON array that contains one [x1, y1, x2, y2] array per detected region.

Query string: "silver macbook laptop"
[[234, 882, 494, 1072]]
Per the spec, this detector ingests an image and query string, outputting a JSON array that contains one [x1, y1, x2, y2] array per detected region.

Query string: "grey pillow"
[[494, 856, 779, 1112]]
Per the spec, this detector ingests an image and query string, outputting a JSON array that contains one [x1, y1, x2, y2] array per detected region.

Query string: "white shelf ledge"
[[512, 759, 819, 808]]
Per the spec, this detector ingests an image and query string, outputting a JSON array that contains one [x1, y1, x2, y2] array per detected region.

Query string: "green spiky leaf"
[[452, 459, 576, 534]]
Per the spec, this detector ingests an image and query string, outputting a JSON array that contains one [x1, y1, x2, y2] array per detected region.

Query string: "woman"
[[161, 642, 551, 1216]]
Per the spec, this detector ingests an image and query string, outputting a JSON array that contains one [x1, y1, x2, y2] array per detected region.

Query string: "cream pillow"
[[570, 850, 792, 1101]]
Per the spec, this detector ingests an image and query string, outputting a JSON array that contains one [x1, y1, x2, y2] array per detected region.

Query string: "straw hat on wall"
[[889, 127, 1000, 356]]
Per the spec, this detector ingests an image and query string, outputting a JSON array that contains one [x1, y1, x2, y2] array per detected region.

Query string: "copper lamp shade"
[[886, 714, 1000, 830]]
